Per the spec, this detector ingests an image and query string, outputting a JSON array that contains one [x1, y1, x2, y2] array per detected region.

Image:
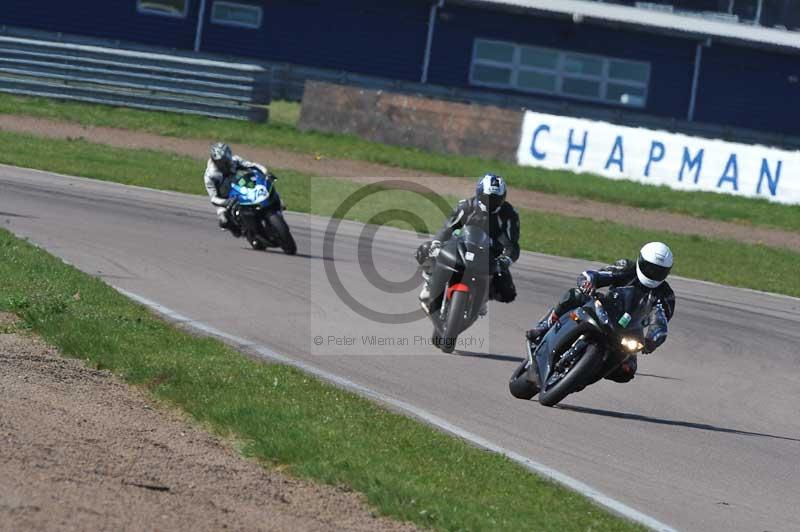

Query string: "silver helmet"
[[210, 142, 233, 172]]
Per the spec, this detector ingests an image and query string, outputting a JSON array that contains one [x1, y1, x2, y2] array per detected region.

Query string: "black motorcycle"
[[423, 225, 494, 353], [228, 169, 297, 255], [509, 285, 654, 406]]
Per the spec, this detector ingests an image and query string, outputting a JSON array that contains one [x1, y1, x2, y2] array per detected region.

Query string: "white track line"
[[116, 287, 677, 532]]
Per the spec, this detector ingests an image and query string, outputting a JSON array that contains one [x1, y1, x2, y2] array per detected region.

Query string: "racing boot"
[[218, 211, 242, 238], [604, 356, 638, 383], [525, 308, 558, 344], [419, 272, 432, 314], [220, 222, 242, 238]]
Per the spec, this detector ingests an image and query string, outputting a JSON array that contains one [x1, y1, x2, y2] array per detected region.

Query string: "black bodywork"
[[510, 285, 655, 406], [426, 225, 494, 353]]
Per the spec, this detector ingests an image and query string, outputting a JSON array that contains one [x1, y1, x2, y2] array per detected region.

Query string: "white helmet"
[[636, 242, 673, 288]]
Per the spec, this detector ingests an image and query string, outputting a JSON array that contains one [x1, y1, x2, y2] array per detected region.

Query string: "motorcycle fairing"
[[229, 170, 278, 208], [534, 307, 602, 392]]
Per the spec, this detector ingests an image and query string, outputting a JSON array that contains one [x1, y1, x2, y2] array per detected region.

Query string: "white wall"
[[516, 110, 800, 204]]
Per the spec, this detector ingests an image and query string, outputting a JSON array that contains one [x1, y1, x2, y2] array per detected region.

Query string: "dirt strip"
[[0, 313, 416, 532], [2, 114, 798, 252]]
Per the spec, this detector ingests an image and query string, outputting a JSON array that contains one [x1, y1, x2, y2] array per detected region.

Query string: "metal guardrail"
[[0, 36, 271, 121]]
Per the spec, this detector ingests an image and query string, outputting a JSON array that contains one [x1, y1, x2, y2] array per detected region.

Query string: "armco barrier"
[[0, 36, 271, 121]]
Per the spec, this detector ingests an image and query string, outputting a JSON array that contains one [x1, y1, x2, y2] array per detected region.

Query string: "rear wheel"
[[440, 290, 468, 354], [509, 359, 539, 400], [268, 212, 297, 255], [538, 343, 604, 407]]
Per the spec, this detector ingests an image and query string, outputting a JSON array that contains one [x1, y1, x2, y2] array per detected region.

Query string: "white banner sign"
[[516, 110, 800, 204]]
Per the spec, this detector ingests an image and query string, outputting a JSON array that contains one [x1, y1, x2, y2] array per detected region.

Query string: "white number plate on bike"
[[465, 251, 475, 261]]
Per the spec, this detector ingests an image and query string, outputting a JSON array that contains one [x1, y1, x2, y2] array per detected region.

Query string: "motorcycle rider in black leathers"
[[203, 142, 270, 237], [526, 242, 676, 383], [416, 174, 520, 314]]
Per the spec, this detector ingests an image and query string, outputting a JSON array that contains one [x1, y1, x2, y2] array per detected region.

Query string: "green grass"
[[0, 229, 645, 532], [2, 93, 799, 232], [3, 129, 800, 298], [268, 99, 302, 127]]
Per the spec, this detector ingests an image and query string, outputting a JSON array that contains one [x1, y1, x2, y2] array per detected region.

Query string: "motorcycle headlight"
[[621, 337, 643, 352]]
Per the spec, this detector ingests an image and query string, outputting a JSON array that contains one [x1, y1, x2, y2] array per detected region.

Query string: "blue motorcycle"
[[228, 169, 297, 255]]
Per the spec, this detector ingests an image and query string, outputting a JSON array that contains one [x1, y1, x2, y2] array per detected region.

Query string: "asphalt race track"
[[2, 165, 799, 532]]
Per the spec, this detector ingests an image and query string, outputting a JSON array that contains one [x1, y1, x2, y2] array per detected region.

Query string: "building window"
[[470, 39, 650, 108], [137, 0, 188, 18], [211, 1, 263, 29]]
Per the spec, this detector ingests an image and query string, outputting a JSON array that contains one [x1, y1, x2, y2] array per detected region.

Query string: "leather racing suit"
[[203, 156, 267, 227], [530, 259, 675, 382], [419, 197, 521, 304]]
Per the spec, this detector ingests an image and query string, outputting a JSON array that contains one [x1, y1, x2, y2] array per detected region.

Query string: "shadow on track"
[[251, 248, 334, 262], [557, 404, 800, 442], [0, 211, 37, 219], [455, 350, 523, 363], [636, 372, 682, 381]]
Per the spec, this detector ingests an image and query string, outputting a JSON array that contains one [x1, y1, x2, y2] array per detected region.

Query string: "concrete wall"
[[298, 81, 523, 163]]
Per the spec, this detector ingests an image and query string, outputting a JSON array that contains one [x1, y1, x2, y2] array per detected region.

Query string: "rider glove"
[[495, 255, 512, 270], [643, 330, 667, 354], [415, 240, 441, 265], [578, 271, 597, 295]]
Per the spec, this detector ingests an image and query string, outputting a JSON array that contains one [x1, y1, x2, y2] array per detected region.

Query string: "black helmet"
[[475, 173, 507, 213], [210, 142, 233, 173]]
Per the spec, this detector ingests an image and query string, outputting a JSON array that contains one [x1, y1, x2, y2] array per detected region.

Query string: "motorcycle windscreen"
[[458, 225, 494, 275], [231, 176, 272, 206], [604, 285, 654, 330]]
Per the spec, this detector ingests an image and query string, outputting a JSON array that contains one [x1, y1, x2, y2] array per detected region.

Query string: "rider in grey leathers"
[[203, 142, 269, 236]]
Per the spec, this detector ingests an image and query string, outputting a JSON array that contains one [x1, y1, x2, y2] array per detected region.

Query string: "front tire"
[[440, 290, 468, 354], [509, 359, 539, 400], [268, 212, 297, 255], [538, 343, 603, 407]]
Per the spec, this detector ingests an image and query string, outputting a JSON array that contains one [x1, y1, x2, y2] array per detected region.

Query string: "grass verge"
[[1, 93, 799, 232], [3, 129, 800, 298], [0, 228, 645, 531]]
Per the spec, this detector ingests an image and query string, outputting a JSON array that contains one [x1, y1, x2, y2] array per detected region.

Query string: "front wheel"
[[538, 343, 604, 407], [268, 212, 297, 255], [509, 359, 539, 400], [439, 290, 468, 353]]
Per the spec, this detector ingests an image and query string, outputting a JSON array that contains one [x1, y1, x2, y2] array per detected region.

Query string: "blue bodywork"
[[228, 169, 280, 208]]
